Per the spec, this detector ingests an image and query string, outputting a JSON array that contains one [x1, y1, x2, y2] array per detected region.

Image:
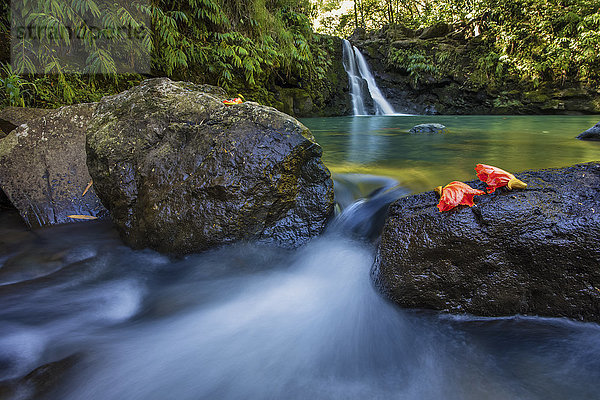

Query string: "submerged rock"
[[576, 121, 600, 141], [0, 104, 108, 227], [409, 123, 447, 134], [373, 162, 600, 323], [86, 78, 334, 254], [0, 354, 80, 400]]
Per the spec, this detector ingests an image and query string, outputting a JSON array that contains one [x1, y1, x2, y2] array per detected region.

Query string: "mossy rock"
[[0, 103, 108, 227], [523, 91, 550, 103], [86, 78, 335, 254]]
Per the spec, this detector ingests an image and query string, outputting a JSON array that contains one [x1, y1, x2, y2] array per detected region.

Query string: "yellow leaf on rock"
[[82, 180, 93, 196], [67, 215, 98, 220]]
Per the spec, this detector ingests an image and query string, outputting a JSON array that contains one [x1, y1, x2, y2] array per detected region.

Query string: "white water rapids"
[[0, 175, 599, 400]]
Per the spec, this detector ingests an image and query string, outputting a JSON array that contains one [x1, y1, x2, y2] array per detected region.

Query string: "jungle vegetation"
[[1, 0, 599, 108], [315, 0, 600, 88], [0, 0, 331, 107]]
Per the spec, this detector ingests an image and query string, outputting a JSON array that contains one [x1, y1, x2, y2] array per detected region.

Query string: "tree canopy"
[[313, 0, 600, 86], [1, 0, 330, 107], [2, 0, 599, 108]]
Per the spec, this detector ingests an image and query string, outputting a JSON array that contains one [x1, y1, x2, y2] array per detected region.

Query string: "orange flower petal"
[[437, 181, 485, 212], [222, 98, 243, 106], [475, 164, 516, 193]]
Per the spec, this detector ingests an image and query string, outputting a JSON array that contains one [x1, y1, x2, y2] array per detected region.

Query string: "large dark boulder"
[[86, 78, 334, 254], [419, 22, 451, 39], [373, 162, 600, 323], [0, 104, 108, 227], [0, 107, 51, 138], [576, 121, 600, 141]]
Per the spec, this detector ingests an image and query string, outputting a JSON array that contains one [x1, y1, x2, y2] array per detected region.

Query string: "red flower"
[[475, 164, 527, 194], [435, 181, 485, 212], [222, 97, 243, 106]]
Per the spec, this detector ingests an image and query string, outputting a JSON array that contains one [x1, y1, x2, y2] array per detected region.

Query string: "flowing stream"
[[342, 39, 395, 115], [1, 116, 600, 399]]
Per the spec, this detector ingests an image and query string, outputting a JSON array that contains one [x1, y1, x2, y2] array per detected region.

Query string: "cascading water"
[[1, 172, 600, 399], [353, 49, 396, 115], [341, 39, 367, 116], [342, 39, 395, 116]]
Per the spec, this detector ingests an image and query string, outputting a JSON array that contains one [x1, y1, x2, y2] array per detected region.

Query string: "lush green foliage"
[[484, 0, 600, 86], [0, 64, 37, 106], [387, 48, 439, 87], [315, 0, 600, 88], [2, 0, 151, 106], [152, 0, 332, 103], [1, 0, 334, 108]]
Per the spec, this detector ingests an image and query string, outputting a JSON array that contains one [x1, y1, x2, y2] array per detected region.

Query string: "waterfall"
[[342, 39, 395, 116], [341, 39, 366, 116], [353, 48, 396, 115]]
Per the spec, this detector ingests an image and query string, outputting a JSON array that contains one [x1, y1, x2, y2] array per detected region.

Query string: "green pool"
[[303, 115, 600, 193]]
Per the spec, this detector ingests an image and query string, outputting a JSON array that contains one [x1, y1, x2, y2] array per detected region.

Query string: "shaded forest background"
[[0, 0, 599, 111]]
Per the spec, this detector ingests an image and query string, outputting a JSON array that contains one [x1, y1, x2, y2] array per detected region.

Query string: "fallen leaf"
[[435, 181, 485, 212], [475, 164, 527, 193], [82, 180, 93, 196], [222, 98, 243, 106], [67, 215, 98, 220]]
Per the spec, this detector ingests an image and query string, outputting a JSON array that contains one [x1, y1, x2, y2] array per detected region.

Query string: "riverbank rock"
[[0, 107, 51, 138], [409, 123, 447, 134], [576, 121, 600, 141], [0, 104, 108, 227], [86, 78, 334, 254], [373, 162, 600, 323], [419, 22, 451, 39]]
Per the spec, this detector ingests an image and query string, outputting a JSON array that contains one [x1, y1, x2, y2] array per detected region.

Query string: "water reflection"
[[304, 115, 600, 193], [347, 116, 392, 164]]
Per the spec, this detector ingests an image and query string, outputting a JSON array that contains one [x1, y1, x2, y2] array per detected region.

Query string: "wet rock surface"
[[0, 355, 80, 400], [373, 162, 600, 322], [86, 78, 334, 254], [409, 123, 447, 134], [0, 107, 51, 138], [0, 104, 108, 227], [576, 121, 600, 140]]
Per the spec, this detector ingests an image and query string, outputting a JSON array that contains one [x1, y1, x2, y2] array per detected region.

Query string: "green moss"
[[492, 97, 523, 110], [524, 91, 550, 103], [0, 128, 18, 157]]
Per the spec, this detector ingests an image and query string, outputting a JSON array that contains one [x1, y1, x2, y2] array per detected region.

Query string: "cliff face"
[[348, 25, 600, 115], [268, 35, 351, 118]]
